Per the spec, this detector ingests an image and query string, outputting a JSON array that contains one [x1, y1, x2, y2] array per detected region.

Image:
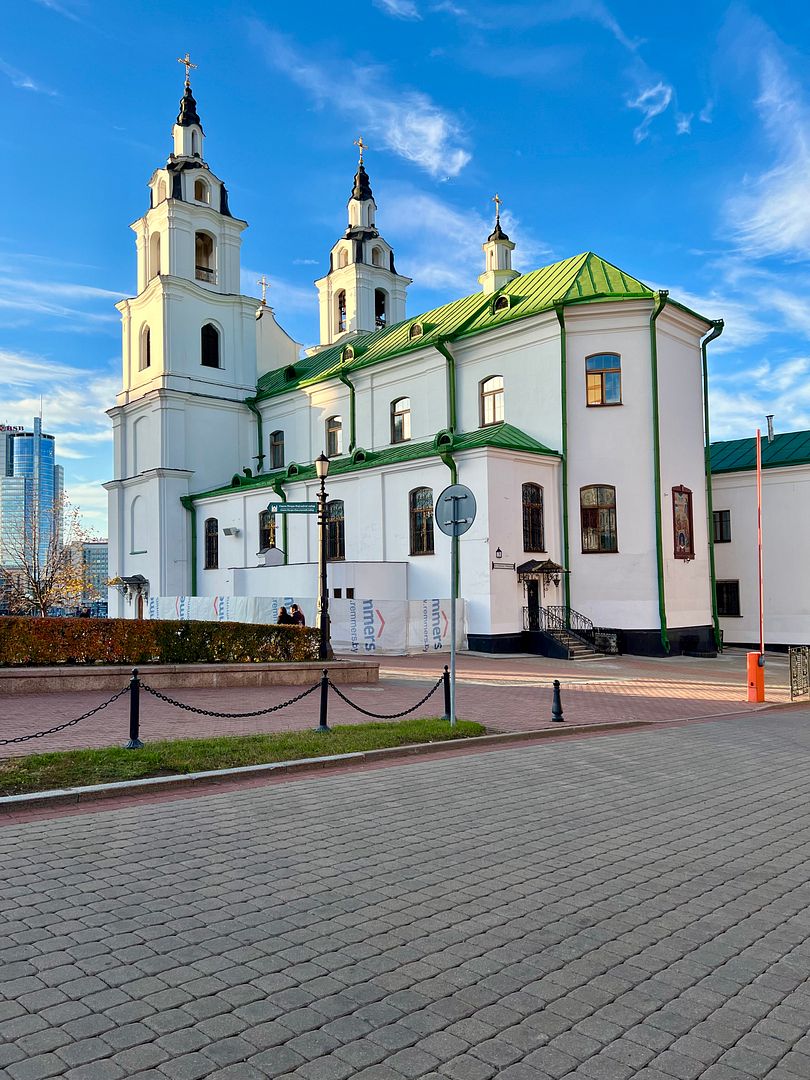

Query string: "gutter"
[[649, 290, 670, 654], [179, 495, 197, 597], [337, 370, 357, 452], [272, 476, 289, 565], [434, 338, 457, 433], [244, 397, 265, 473], [701, 319, 725, 651], [554, 304, 571, 610]]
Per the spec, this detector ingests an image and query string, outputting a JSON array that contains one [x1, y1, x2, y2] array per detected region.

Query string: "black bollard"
[[551, 679, 565, 723], [125, 668, 144, 749], [443, 665, 451, 722], [318, 668, 331, 733]]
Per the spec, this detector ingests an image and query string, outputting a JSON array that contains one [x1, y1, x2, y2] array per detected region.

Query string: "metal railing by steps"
[[523, 605, 619, 660]]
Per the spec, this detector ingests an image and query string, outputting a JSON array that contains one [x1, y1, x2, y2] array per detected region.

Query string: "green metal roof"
[[257, 251, 673, 401], [710, 430, 810, 473], [193, 423, 559, 501]]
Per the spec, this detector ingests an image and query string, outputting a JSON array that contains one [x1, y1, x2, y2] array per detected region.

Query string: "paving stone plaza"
[[4, 712, 810, 1079]]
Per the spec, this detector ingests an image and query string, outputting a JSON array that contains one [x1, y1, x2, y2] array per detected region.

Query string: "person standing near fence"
[[277, 606, 293, 625], [291, 604, 306, 627]]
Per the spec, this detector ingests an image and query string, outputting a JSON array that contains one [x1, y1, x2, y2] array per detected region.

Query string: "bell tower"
[[315, 139, 411, 346], [479, 194, 519, 294]]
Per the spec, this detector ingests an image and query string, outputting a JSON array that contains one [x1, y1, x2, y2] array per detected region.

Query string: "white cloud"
[[0, 272, 123, 330], [627, 82, 673, 143], [254, 26, 471, 178], [374, 0, 421, 18], [699, 99, 714, 123], [32, 0, 81, 19], [240, 268, 316, 319], [0, 59, 57, 96], [709, 357, 810, 440], [676, 113, 693, 135]]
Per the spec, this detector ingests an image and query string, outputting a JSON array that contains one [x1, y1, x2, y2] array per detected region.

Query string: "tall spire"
[[479, 192, 518, 295], [488, 193, 509, 242], [175, 53, 203, 131], [350, 136, 373, 201]]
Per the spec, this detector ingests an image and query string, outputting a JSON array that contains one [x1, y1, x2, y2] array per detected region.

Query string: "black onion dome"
[[351, 163, 373, 201], [177, 84, 203, 131], [488, 219, 510, 242]]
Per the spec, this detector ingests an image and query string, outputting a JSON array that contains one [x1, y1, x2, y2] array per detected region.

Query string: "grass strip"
[[0, 718, 485, 797]]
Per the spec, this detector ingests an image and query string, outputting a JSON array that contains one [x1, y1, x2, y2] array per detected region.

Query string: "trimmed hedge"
[[0, 617, 320, 667]]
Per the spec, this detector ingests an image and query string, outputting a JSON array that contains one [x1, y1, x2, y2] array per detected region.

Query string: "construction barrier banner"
[[147, 596, 466, 655]]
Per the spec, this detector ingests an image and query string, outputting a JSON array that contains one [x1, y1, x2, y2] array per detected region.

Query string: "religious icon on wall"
[[672, 486, 694, 559]]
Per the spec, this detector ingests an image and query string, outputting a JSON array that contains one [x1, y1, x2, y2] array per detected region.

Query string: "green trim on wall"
[[649, 291, 670, 654], [554, 304, 571, 610], [338, 370, 357, 453], [244, 397, 265, 473], [180, 495, 197, 597], [702, 319, 725, 651]]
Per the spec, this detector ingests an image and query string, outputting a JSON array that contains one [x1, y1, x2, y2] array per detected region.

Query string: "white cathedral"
[[106, 72, 725, 657]]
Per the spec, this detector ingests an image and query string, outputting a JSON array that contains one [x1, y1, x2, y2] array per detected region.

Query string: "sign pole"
[[450, 524, 457, 728], [435, 483, 477, 731]]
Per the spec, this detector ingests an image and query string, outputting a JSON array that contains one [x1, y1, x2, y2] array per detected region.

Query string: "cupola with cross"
[[479, 194, 519, 294], [315, 138, 412, 346]]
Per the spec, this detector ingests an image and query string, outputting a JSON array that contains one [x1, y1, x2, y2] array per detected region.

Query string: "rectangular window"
[[716, 580, 741, 617], [346, 587, 355, 599], [713, 509, 731, 543], [586, 354, 622, 406], [580, 485, 618, 553], [333, 588, 342, 599]]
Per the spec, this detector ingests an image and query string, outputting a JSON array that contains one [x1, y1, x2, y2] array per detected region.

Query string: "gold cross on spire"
[[354, 136, 368, 165], [177, 52, 197, 87], [257, 275, 270, 305], [492, 193, 503, 221]]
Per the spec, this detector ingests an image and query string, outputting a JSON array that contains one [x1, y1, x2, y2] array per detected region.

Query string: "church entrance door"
[[526, 580, 540, 632]]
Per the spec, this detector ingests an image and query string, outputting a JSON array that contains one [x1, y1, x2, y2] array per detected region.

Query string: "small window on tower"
[[192, 130, 200, 157], [336, 291, 347, 334], [155, 179, 167, 205], [372, 247, 383, 267], [338, 248, 349, 269], [375, 289, 387, 329], [494, 295, 510, 313], [194, 178, 210, 203], [139, 325, 151, 371], [201, 323, 220, 368], [149, 232, 161, 280], [195, 232, 215, 283]]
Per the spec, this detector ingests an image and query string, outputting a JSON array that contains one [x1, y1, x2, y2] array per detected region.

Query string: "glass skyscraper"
[[0, 418, 64, 569]]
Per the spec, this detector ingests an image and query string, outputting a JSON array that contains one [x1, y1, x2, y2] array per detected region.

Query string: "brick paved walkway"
[[0, 650, 790, 758], [4, 712, 810, 1079]]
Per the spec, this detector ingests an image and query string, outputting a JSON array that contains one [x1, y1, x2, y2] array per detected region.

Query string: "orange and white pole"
[[747, 428, 765, 701]]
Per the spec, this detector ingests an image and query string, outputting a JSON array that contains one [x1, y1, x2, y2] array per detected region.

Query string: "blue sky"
[[1, 0, 808, 532]]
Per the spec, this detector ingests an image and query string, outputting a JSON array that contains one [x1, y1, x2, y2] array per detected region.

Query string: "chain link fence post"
[[551, 678, 565, 723], [318, 668, 331, 733], [125, 668, 144, 749], [443, 665, 451, 721]]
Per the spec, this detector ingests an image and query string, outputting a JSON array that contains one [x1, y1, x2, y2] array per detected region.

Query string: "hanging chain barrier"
[[139, 680, 320, 718], [327, 672, 445, 720], [0, 685, 130, 747]]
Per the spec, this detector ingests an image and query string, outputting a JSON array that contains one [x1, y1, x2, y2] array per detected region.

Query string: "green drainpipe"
[[434, 339, 457, 433], [649, 290, 670, 654], [244, 397, 265, 473], [272, 476, 289, 565], [180, 495, 197, 597], [554, 305, 571, 611], [338, 371, 357, 452], [701, 319, 725, 651], [438, 447, 459, 593]]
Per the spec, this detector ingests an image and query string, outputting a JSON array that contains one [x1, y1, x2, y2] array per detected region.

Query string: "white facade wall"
[[713, 464, 810, 646]]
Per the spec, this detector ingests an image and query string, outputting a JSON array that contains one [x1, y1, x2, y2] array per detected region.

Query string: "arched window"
[[391, 397, 411, 444], [155, 179, 166, 205], [130, 495, 145, 553], [372, 246, 383, 267], [480, 375, 504, 427], [326, 500, 345, 561], [201, 323, 220, 368], [258, 510, 276, 551], [375, 289, 387, 328], [336, 290, 347, 334], [522, 483, 545, 552], [580, 485, 618, 553], [149, 232, 161, 280], [586, 353, 622, 406], [326, 416, 343, 458], [409, 323, 423, 340], [494, 295, 510, 312], [269, 430, 284, 470], [195, 232, 215, 283], [194, 178, 210, 203], [338, 248, 349, 269], [192, 130, 200, 156], [139, 325, 151, 371], [204, 517, 219, 569], [410, 488, 434, 556]]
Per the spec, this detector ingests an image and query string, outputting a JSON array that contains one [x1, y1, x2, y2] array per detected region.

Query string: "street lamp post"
[[315, 453, 331, 662]]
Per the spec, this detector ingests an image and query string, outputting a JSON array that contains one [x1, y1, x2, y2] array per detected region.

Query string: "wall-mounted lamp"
[[223, 526, 241, 536], [495, 547, 503, 560]]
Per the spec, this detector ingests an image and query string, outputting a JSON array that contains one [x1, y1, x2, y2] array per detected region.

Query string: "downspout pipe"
[[554, 304, 571, 611], [271, 476, 289, 565], [244, 397, 265, 473], [649, 290, 670, 654], [439, 447, 460, 594], [434, 338, 457, 434], [701, 319, 725, 651], [337, 371, 357, 452], [180, 495, 197, 597]]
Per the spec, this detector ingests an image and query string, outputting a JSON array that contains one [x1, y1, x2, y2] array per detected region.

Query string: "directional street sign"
[[268, 502, 318, 514]]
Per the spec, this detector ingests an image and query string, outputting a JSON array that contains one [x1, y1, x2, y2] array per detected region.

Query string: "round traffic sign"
[[435, 484, 477, 537]]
